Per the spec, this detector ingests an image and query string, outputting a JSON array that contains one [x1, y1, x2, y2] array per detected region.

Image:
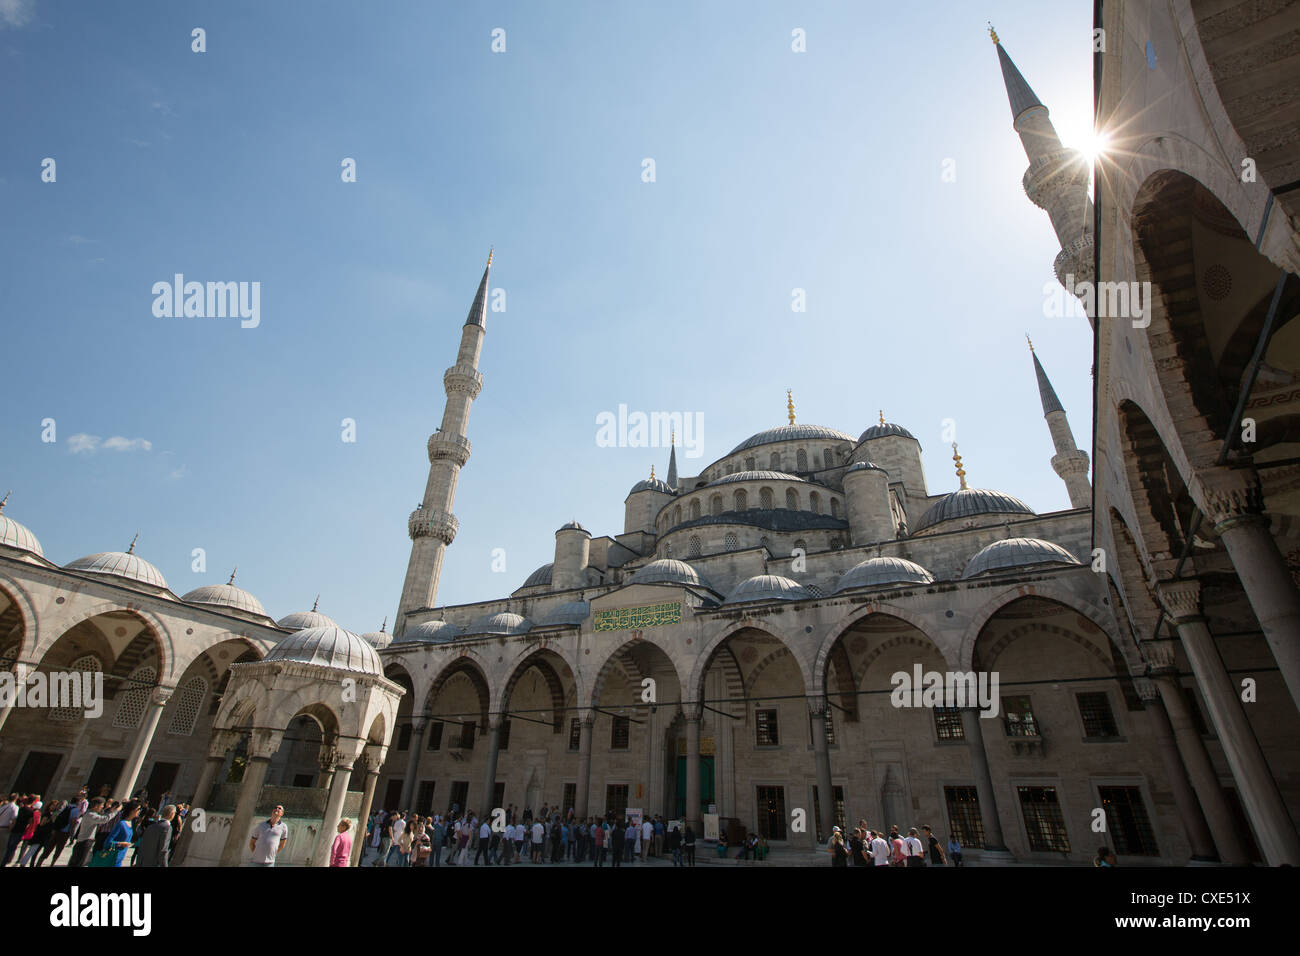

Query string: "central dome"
[[265, 625, 381, 675], [630, 558, 712, 590], [728, 424, 855, 455], [707, 470, 806, 486]]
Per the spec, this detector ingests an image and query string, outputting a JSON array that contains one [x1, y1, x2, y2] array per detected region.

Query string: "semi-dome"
[[276, 599, 337, 632], [629, 558, 711, 589], [836, 556, 935, 593], [629, 476, 675, 495], [707, 470, 807, 486], [723, 574, 811, 605], [264, 625, 381, 675], [557, 520, 589, 534], [538, 601, 590, 627], [521, 563, 553, 589], [66, 546, 168, 590], [728, 423, 856, 455], [182, 572, 268, 618], [913, 488, 1035, 533], [858, 421, 917, 443], [962, 537, 1081, 579], [466, 611, 533, 636], [361, 621, 393, 650], [397, 619, 459, 644], [0, 496, 42, 557]]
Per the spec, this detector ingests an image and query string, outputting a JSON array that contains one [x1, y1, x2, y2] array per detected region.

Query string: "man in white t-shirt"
[[870, 830, 891, 866], [475, 819, 494, 865], [904, 827, 927, 867], [640, 819, 653, 862], [531, 820, 544, 862]]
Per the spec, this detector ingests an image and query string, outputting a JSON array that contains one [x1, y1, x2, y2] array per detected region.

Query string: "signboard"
[[626, 808, 643, 825], [593, 601, 681, 632], [703, 813, 719, 842]]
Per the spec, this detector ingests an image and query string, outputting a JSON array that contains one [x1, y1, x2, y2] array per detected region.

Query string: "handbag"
[[89, 847, 119, 868]]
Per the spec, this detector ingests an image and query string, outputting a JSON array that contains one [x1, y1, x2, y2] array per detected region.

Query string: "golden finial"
[[1026, 333, 1034, 353], [952, 443, 968, 490], [312, 594, 320, 612], [787, 389, 795, 426], [988, 22, 999, 44], [486, 247, 494, 267], [228, 566, 238, 585], [127, 533, 138, 554], [0, 490, 9, 513], [650, 464, 656, 480], [670, 426, 675, 447], [879, 410, 886, 426]]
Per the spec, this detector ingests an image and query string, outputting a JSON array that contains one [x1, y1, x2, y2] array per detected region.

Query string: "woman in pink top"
[[329, 819, 353, 867]]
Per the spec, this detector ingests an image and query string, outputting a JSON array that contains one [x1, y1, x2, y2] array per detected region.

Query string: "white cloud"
[[101, 436, 152, 452], [0, 0, 34, 29], [169, 465, 187, 480], [67, 434, 99, 454], [67, 433, 153, 454]]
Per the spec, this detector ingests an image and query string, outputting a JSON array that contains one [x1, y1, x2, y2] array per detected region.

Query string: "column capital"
[[1143, 638, 1180, 675], [364, 744, 389, 770], [151, 686, 174, 707], [1156, 579, 1204, 624], [807, 694, 829, 718], [1199, 467, 1268, 534], [207, 729, 240, 759], [1131, 677, 1159, 702], [681, 702, 703, 722], [247, 728, 283, 761]]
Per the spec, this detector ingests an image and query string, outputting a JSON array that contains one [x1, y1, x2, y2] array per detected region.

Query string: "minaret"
[[395, 251, 493, 636], [666, 428, 678, 491], [1028, 337, 1091, 509], [991, 25, 1094, 296]]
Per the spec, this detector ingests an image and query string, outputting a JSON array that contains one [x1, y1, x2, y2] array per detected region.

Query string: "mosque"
[[1, 7, 1297, 865]]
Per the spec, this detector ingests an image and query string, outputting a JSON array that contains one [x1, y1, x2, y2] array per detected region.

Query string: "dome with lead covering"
[[836, 557, 935, 593], [361, 622, 394, 650], [629, 476, 675, 495], [397, 619, 459, 644], [557, 520, 589, 534], [728, 424, 855, 455], [66, 546, 168, 590], [961, 537, 1080, 579], [182, 578, 268, 618], [465, 611, 532, 636], [0, 496, 42, 557], [264, 625, 381, 675], [538, 601, 590, 627], [858, 422, 917, 443], [844, 461, 887, 474], [723, 574, 811, 605], [276, 601, 337, 632], [707, 471, 807, 486], [521, 563, 553, 589], [913, 488, 1035, 533], [629, 558, 711, 589]]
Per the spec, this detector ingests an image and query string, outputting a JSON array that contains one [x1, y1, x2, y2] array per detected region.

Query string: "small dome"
[[521, 563, 553, 589], [728, 423, 856, 455], [913, 488, 1035, 533], [466, 611, 532, 636], [538, 601, 590, 627], [557, 520, 589, 534], [182, 581, 268, 618], [724, 574, 811, 605], [66, 549, 168, 590], [836, 557, 935, 593], [276, 602, 338, 631], [0, 499, 42, 557], [629, 476, 675, 495], [397, 619, 459, 644], [361, 623, 393, 650], [707, 470, 807, 486], [858, 422, 917, 443], [844, 460, 887, 474], [962, 537, 1081, 579], [629, 558, 711, 589], [264, 625, 381, 675]]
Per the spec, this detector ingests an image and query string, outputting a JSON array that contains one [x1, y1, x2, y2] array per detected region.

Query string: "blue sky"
[[1, 0, 1097, 632]]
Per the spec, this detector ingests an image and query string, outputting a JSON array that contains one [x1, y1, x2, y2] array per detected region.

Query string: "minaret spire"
[[1027, 340, 1091, 509], [395, 250, 493, 636], [992, 30, 1094, 299], [666, 426, 678, 490]]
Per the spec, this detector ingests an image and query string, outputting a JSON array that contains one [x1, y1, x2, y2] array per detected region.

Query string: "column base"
[[973, 848, 1017, 866]]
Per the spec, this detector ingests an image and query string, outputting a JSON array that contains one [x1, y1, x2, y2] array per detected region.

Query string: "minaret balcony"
[[1022, 148, 1089, 208], [1053, 233, 1095, 288], [444, 364, 483, 399], [427, 430, 472, 466], [408, 507, 459, 544]]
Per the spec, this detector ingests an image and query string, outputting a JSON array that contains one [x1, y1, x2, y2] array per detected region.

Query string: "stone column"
[[311, 745, 359, 867], [173, 735, 232, 865], [218, 730, 281, 866], [961, 707, 1013, 860], [397, 716, 427, 811], [0, 656, 37, 738], [684, 706, 702, 835], [810, 697, 834, 848], [574, 711, 594, 818], [1159, 581, 1300, 865], [1201, 468, 1300, 712], [114, 686, 172, 799], [1145, 640, 1248, 865], [350, 752, 384, 868], [1132, 676, 1219, 863], [480, 720, 502, 814]]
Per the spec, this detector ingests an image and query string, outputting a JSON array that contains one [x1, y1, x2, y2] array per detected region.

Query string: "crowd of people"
[[826, 823, 963, 867], [360, 805, 699, 867], [0, 789, 194, 867]]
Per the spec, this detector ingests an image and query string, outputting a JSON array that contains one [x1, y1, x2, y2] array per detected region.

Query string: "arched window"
[[787, 488, 800, 510], [167, 676, 208, 737], [745, 457, 756, 471], [796, 449, 808, 471], [724, 533, 739, 552], [710, 494, 723, 517], [759, 487, 774, 510], [673, 505, 682, 525], [733, 489, 748, 511], [769, 452, 781, 469], [830, 498, 840, 518], [688, 536, 702, 557], [50, 654, 102, 722], [809, 491, 821, 514], [793, 538, 807, 554], [824, 447, 835, 467], [113, 664, 157, 729], [689, 499, 701, 520]]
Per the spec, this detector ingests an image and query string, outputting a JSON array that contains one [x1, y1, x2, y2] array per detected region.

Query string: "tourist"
[[653, 816, 665, 858], [905, 828, 927, 867], [330, 819, 353, 867], [550, 816, 563, 862], [890, 829, 907, 866], [641, 816, 653, 862], [16, 796, 47, 866], [430, 816, 446, 867], [922, 825, 946, 865], [0, 794, 17, 863], [667, 824, 682, 867], [374, 810, 393, 866], [609, 817, 624, 867], [136, 804, 175, 867], [34, 798, 75, 866], [455, 816, 471, 865], [105, 801, 139, 867], [625, 819, 637, 862], [530, 817, 544, 862], [850, 827, 869, 867], [475, 816, 493, 865], [248, 804, 289, 867], [870, 830, 891, 867], [829, 828, 848, 867], [948, 835, 963, 867], [592, 816, 606, 866], [683, 824, 696, 867], [1094, 845, 1117, 867], [67, 798, 110, 867]]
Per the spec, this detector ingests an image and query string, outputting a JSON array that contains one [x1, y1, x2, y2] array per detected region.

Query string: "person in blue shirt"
[[107, 801, 140, 867]]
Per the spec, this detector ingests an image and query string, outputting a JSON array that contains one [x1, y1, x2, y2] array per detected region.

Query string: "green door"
[[674, 756, 715, 817]]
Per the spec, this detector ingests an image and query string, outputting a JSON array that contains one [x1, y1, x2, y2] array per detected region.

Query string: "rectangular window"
[[808, 709, 836, 746], [499, 719, 511, 751], [944, 786, 984, 848], [1017, 786, 1071, 853], [562, 783, 577, 814], [756, 709, 780, 746], [416, 781, 436, 816], [459, 721, 476, 749], [611, 715, 630, 750], [1098, 787, 1159, 856], [450, 780, 469, 814], [569, 718, 581, 751], [1077, 692, 1119, 738], [397, 722, 412, 752], [426, 721, 444, 751], [811, 785, 846, 842], [606, 784, 629, 819], [1003, 697, 1040, 737], [934, 707, 965, 741], [756, 786, 787, 840]]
